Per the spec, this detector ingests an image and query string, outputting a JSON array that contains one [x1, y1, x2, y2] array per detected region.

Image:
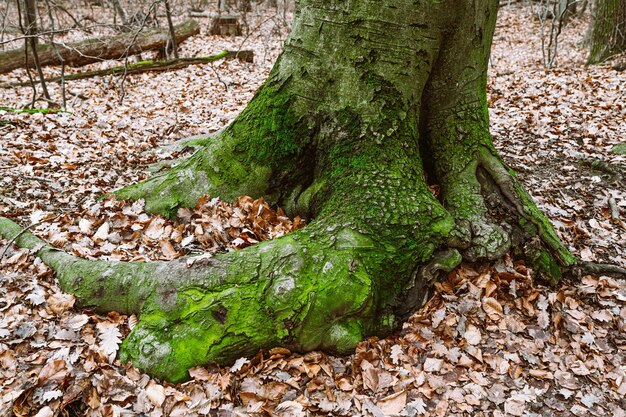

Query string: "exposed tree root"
[[569, 261, 626, 279], [0, 215, 450, 382], [477, 147, 577, 283], [0, 157, 586, 381]]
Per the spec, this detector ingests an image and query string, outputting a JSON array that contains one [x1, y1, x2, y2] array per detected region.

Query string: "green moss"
[[528, 248, 562, 285], [431, 216, 455, 236], [518, 217, 538, 235], [0, 106, 66, 114], [115, 80, 314, 216], [612, 144, 626, 155], [231, 82, 306, 164], [292, 178, 327, 214], [434, 249, 463, 272], [514, 181, 576, 268], [130, 60, 154, 67], [327, 318, 364, 352]]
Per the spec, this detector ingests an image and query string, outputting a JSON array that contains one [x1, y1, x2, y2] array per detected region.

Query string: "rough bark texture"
[[588, 0, 626, 63], [0, 0, 576, 382], [0, 20, 200, 74]]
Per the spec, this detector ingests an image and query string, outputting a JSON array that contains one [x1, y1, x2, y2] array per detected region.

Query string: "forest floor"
[[0, 3, 625, 417]]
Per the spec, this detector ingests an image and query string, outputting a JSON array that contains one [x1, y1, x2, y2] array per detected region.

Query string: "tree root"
[[0, 216, 162, 315], [568, 261, 626, 280], [0, 215, 422, 381], [394, 249, 463, 320], [579, 158, 623, 181], [477, 147, 577, 279]]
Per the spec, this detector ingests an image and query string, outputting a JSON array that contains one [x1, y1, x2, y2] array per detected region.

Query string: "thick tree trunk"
[[0, 0, 576, 382], [0, 20, 199, 74], [588, 0, 626, 63]]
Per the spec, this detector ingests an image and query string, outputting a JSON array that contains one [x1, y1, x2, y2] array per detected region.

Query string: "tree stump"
[[210, 15, 242, 36]]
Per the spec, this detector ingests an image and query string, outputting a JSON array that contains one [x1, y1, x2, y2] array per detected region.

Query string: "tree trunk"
[[588, 0, 626, 63], [23, 0, 38, 46], [0, 0, 576, 382], [108, 0, 129, 28], [0, 20, 199, 74]]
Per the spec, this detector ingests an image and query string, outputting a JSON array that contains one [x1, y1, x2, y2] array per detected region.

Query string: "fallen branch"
[[0, 51, 254, 88], [0, 20, 200, 74], [188, 11, 216, 18]]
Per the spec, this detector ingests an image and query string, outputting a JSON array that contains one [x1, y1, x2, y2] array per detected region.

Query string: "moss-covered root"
[[477, 148, 577, 283], [115, 80, 313, 217], [0, 216, 434, 382], [114, 132, 274, 217], [0, 217, 160, 314]]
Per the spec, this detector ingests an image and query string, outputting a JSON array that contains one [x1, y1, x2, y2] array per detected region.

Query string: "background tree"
[[536, 0, 584, 70], [0, 0, 585, 383], [588, 0, 626, 63]]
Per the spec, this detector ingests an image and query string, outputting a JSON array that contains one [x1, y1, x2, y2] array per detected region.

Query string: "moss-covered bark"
[[0, 0, 577, 382], [588, 0, 626, 63]]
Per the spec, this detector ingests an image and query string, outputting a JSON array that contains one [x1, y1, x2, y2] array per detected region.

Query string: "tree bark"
[[0, 20, 200, 74], [163, 0, 179, 59], [23, 0, 38, 46], [108, 0, 129, 28], [0, 0, 577, 382], [588, 0, 626, 63], [21, 0, 52, 101]]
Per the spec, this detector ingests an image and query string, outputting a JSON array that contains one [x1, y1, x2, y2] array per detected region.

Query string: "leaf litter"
[[1, 3, 625, 417]]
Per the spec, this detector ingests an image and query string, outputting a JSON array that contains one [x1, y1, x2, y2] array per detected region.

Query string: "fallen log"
[[0, 20, 200, 74], [0, 51, 254, 88]]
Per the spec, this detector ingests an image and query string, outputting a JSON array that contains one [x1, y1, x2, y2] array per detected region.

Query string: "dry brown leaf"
[[529, 369, 554, 379], [38, 359, 67, 384], [376, 390, 407, 415], [482, 297, 503, 320], [92, 222, 110, 242], [47, 292, 75, 314], [146, 380, 166, 406], [361, 360, 379, 393], [464, 324, 482, 345], [33, 406, 54, 417]]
